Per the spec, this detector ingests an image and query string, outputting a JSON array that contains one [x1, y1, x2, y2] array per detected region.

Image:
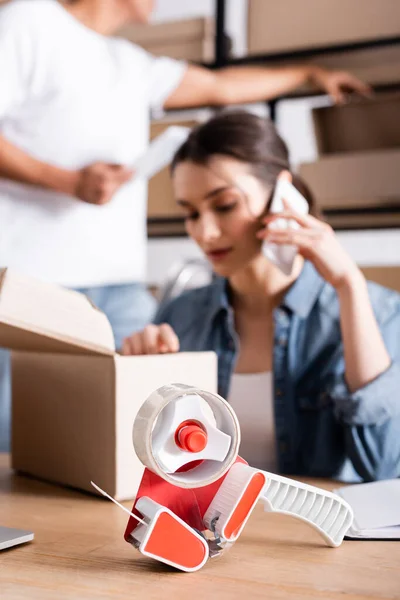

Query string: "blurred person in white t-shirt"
[[0, 0, 371, 450]]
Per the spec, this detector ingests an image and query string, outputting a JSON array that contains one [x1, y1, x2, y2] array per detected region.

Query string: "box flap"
[[0, 269, 115, 356]]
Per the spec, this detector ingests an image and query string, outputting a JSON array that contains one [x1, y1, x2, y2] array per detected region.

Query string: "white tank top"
[[229, 372, 277, 472]]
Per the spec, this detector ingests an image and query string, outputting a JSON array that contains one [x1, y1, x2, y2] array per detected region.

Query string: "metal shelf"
[[212, 1, 400, 105], [212, 0, 400, 69], [151, 2, 400, 235], [209, 0, 400, 229], [147, 206, 400, 238]]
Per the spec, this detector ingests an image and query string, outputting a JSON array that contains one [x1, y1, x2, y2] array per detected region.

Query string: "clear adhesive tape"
[[133, 383, 241, 489]]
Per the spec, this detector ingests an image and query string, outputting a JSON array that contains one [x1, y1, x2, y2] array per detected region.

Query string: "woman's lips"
[[206, 247, 233, 262]]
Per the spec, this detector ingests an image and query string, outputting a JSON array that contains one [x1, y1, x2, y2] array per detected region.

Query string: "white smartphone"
[[262, 178, 309, 276]]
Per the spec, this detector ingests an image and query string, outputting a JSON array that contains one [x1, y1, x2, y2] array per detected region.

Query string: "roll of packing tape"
[[133, 384, 241, 489]]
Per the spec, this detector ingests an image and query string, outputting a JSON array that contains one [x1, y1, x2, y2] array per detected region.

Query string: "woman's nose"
[[197, 214, 221, 243]]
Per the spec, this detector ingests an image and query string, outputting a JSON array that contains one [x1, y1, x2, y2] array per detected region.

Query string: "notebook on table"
[[335, 479, 400, 540]]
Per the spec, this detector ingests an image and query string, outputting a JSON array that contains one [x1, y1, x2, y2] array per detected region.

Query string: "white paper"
[[262, 178, 309, 276], [335, 479, 400, 538], [134, 126, 191, 180]]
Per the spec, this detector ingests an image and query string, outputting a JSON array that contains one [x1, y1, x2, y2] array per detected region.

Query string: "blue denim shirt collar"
[[282, 261, 326, 318], [208, 260, 325, 319]]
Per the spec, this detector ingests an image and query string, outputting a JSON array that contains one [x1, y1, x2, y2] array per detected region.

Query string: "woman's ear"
[[278, 170, 292, 183]]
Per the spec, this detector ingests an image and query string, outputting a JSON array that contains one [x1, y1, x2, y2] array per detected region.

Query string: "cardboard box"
[[313, 94, 400, 155], [147, 118, 198, 221], [147, 115, 213, 237], [244, 45, 400, 98], [117, 17, 215, 62], [248, 0, 400, 55], [326, 211, 400, 230], [0, 269, 217, 500], [299, 94, 400, 228], [248, 1, 400, 93], [361, 266, 400, 292], [302, 45, 400, 90], [299, 149, 400, 210]]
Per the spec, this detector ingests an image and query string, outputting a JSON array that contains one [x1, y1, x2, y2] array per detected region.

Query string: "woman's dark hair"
[[171, 110, 319, 217]]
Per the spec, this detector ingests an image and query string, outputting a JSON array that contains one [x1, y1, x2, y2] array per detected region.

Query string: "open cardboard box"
[[312, 94, 400, 155], [0, 268, 217, 500], [299, 94, 400, 226]]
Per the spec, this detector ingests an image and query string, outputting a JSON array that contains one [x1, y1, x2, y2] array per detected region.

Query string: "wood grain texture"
[[0, 454, 399, 600]]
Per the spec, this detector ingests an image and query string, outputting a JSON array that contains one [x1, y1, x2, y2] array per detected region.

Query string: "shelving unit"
[[147, 0, 400, 237], [212, 0, 400, 115]]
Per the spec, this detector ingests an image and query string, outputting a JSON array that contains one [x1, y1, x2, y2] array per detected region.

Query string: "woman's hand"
[[308, 66, 372, 104], [260, 205, 392, 393], [121, 324, 180, 356], [258, 207, 363, 290]]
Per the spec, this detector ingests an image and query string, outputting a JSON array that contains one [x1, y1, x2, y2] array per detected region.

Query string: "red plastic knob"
[[176, 423, 208, 453]]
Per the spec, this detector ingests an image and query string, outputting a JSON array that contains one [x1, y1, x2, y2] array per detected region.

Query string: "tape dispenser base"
[[93, 384, 354, 573]]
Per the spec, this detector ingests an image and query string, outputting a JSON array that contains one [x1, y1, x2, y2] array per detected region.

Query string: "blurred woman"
[[123, 111, 400, 482]]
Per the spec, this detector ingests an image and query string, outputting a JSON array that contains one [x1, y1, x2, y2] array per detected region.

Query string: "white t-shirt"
[[0, 0, 187, 287], [229, 372, 277, 471]]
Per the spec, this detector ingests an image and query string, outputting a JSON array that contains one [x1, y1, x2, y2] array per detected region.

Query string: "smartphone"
[[262, 178, 309, 276]]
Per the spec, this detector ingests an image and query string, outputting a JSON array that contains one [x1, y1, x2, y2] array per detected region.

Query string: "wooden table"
[[0, 454, 399, 600]]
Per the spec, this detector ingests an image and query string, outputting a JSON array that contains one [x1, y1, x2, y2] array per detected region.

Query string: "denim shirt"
[[154, 261, 400, 482]]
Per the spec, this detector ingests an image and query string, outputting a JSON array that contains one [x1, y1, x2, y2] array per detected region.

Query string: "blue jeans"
[[0, 283, 157, 452]]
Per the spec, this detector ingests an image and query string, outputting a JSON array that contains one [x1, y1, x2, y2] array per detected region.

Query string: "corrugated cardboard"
[[147, 118, 199, 221], [326, 211, 400, 230], [299, 93, 400, 228], [244, 45, 400, 97], [361, 266, 400, 292], [0, 268, 217, 500], [117, 17, 215, 62], [299, 149, 400, 210], [302, 45, 400, 90], [313, 94, 400, 155], [0, 269, 114, 356], [248, 0, 400, 55]]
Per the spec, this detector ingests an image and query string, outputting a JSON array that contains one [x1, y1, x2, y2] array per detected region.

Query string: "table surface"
[[0, 454, 399, 600]]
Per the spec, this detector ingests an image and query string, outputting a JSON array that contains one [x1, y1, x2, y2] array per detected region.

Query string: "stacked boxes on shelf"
[[299, 93, 400, 229], [299, 94, 400, 291], [117, 17, 215, 63], [247, 0, 400, 93], [248, 0, 400, 55]]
